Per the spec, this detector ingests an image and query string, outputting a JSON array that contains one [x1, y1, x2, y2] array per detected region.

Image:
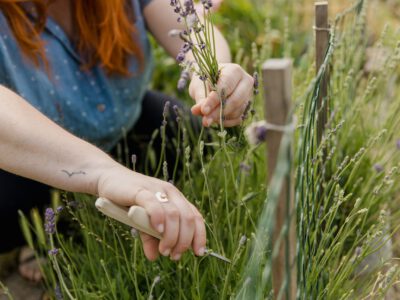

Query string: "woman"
[[0, 0, 254, 281]]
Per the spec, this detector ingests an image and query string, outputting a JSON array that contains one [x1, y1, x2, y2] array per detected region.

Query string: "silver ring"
[[155, 192, 169, 203]]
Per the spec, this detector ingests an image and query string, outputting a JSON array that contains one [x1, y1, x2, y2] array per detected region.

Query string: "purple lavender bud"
[[397, 139, 400, 150], [177, 70, 190, 91], [184, 0, 195, 14], [45, 208, 56, 235], [48, 248, 59, 256], [374, 164, 384, 173], [202, 0, 213, 9], [253, 72, 259, 95], [177, 78, 187, 91], [56, 206, 64, 213], [199, 43, 206, 50], [355, 246, 362, 257], [253, 72, 259, 89], [176, 51, 186, 63], [163, 101, 171, 117], [239, 235, 247, 246], [55, 284, 63, 300], [182, 42, 192, 53], [241, 101, 252, 121], [239, 162, 251, 174], [318, 206, 324, 218], [199, 75, 207, 81], [173, 105, 180, 115], [255, 125, 268, 143]]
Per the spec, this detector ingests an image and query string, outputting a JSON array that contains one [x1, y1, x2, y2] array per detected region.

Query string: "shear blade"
[[207, 250, 231, 263]]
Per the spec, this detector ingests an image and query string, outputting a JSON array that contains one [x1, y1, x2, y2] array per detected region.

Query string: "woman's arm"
[[0, 85, 206, 261], [0, 85, 110, 193]]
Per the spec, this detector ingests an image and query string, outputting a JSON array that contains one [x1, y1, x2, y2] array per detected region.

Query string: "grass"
[[5, 0, 400, 299]]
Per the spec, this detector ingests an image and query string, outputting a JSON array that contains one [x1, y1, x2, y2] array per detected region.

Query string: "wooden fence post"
[[315, 1, 329, 146], [263, 59, 296, 300]]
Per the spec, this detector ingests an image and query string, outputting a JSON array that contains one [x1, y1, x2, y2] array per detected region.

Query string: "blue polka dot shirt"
[[0, 0, 154, 151]]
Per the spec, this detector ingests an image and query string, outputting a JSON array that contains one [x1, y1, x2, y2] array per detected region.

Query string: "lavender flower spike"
[[253, 72, 259, 95], [55, 284, 63, 300], [245, 121, 268, 145], [48, 248, 59, 256], [45, 207, 56, 235], [245, 120, 295, 145], [374, 164, 384, 173], [177, 69, 191, 91], [176, 51, 186, 63]]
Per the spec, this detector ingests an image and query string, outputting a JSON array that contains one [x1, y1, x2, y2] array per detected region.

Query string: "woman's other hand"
[[96, 165, 206, 261], [189, 63, 254, 127]]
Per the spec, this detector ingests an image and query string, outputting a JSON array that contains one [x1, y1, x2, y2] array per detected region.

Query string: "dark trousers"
[[0, 91, 195, 253]]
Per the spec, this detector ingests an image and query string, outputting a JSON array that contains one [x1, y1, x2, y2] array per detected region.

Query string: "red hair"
[[0, 0, 144, 76]]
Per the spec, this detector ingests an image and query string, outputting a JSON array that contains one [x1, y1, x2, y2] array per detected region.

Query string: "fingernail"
[[198, 247, 205, 256], [162, 248, 171, 256], [172, 253, 181, 261], [157, 224, 164, 234], [207, 117, 213, 126], [203, 106, 211, 114]]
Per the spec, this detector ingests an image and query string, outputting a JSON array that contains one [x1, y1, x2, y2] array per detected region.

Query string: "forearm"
[[0, 85, 119, 195]]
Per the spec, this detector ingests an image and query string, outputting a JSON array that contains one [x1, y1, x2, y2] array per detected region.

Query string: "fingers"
[[133, 189, 165, 235], [199, 64, 244, 116], [202, 102, 248, 127], [191, 101, 203, 116], [221, 75, 254, 117], [158, 197, 180, 257], [189, 203, 207, 256], [217, 64, 243, 97], [200, 91, 221, 115], [140, 182, 206, 261], [140, 233, 160, 261], [167, 189, 196, 260], [191, 64, 253, 126]]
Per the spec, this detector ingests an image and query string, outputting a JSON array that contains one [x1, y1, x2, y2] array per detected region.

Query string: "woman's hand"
[[96, 164, 206, 261], [189, 63, 254, 127]]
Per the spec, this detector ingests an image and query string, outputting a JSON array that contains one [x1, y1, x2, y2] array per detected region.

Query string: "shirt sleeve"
[[138, 0, 154, 11]]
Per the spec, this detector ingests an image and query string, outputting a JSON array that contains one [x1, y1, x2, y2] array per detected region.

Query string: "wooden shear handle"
[[95, 197, 162, 239]]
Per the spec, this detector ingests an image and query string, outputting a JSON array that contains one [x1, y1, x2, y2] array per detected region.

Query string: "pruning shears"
[[95, 197, 231, 264]]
